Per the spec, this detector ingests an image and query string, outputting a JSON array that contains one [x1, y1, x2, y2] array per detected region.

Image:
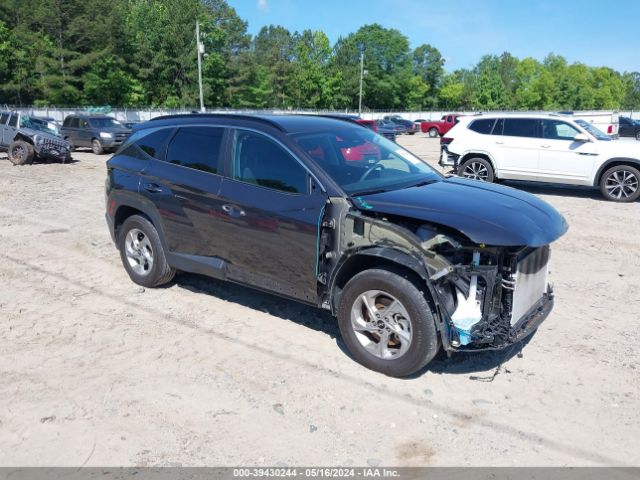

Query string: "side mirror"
[[574, 133, 590, 142]]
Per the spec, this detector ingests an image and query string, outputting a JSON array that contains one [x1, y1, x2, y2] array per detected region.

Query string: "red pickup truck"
[[420, 114, 463, 137]]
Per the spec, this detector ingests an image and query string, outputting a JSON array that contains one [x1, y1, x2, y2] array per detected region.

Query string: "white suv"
[[440, 113, 640, 202]]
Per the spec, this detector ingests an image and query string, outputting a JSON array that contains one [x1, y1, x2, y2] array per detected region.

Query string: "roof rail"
[[148, 113, 286, 131]]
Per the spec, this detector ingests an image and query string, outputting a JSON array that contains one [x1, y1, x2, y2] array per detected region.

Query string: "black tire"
[[635, 131, 640, 141], [599, 164, 640, 203], [8, 140, 35, 165], [337, 268, 439, 377], [118, 215, 175, 287], [459, 157, 495, 182], [91, 138, 105, 155], [428, 127, 439, 138]]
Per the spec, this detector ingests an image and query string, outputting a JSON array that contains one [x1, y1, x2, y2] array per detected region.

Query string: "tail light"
[[441, 137, 454, 146], [607, 125, 613, 134]]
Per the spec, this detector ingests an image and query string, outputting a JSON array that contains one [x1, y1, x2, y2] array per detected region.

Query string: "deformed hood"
[[353, 177, 568, 247]]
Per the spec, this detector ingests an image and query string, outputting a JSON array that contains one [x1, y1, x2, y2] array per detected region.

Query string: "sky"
[[228, 0, 639, 73]]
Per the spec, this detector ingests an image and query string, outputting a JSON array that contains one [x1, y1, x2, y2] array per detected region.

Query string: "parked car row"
[[439, 112, 640, 202]]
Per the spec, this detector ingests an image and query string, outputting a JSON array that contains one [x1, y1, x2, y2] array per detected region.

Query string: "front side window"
[[89, 117, 123, 129], [293, 126, 440, 196], [166, 127, 223, 174], [8, 114, 18, 128], [502, 118, 540, 138], [232, 131, 307, 194], [468, 119, 495, 135], [541, 120, 580, 141]]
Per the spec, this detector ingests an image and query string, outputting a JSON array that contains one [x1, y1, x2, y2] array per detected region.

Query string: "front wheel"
[[8, 140, 35, 165], [635, 131, 640, 141], [337, 268, 439, 377], [118, 215, 176, 287], [600, 165, 640, 202], [428, 127, 439, 138], [91, 138, 105, 155], [459, 157, 495, 182]]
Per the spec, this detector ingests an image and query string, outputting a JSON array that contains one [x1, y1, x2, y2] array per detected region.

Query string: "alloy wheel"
[[350, 290, 412, 360], [604, 169, 638, 200], [12, 145, 25, 161], [462, 161, 489, 181], [124, 228, 154, 275]]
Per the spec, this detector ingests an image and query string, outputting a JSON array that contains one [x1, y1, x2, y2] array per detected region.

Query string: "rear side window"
[[71, 118, 80, 128], [468, 119, 495, 135], [232, 130, 307, 194], [0, 113, 9, 124], [135, 128, 173, 160], [63, 117, 73, 127], [165, 127, 223, 174], [503, 119, 540, 138]]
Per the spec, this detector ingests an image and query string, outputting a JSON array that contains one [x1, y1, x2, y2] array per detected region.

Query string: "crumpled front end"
[[423, 231, 554, 351]]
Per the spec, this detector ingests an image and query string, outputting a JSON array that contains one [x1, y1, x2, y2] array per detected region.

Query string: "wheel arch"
[[110, 193, 169, 252], [593, 157, 640, 187], [13, 132, 35, 145], [329, 247, 434, 315]]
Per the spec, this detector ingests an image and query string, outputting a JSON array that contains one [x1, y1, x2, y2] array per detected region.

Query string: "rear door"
[[78, 118, 93, 146], [3, 113, 19, 145], [141, 126, 228, 258], [0, 112, 9, 146], [492, 118, 541, 181], [216, 128, 327, 303], [538, 119, 598, 185]]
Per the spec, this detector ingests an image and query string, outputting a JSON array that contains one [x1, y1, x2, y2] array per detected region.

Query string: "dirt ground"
[[0, 134, 638, 467]]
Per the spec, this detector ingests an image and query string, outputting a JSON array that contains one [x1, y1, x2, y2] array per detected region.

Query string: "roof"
[[467, 112, 565, 120], [145, 113, 362, 134]]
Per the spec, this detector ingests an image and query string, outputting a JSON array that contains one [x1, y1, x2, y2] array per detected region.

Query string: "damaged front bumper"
[[449, 290, 553, 352]]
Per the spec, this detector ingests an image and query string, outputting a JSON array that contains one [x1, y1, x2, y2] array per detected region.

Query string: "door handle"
[[541, 144, 551, 148], [222, 204, 246, 217], [143, 183, 163, 193], [495, 140, 504, 145]]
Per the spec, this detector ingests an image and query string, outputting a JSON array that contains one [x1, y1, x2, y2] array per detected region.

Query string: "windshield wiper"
[[350, 188, 389, 196]]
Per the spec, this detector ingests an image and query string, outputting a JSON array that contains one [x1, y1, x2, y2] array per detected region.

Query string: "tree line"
[[1, 0, 639, 111]]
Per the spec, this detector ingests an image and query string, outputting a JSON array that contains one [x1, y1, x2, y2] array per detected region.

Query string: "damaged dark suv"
[[105, 114, 568, 377]]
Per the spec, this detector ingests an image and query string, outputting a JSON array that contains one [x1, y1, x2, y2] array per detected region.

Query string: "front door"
[[492, 118, 541, 181], [538, 119, 598, 185], [217, 129, 326, 303], [3, 113, 19, 145]]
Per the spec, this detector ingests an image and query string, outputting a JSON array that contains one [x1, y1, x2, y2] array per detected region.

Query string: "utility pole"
[[196, 20, 205, 112], [358, 47, 364, 116]]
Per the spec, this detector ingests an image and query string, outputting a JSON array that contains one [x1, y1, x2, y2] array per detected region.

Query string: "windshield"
[[575, 119, 611, 141], [19, 116, 58, 135], [292, 127, 440, 196], [89, 117, 123, 128]]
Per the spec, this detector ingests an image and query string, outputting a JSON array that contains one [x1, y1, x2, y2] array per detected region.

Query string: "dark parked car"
[[618, 116, 640, 140], [0, 111, 71, 165], [383, 115, 419, 135], [61, 114, 131, 154], [105, 114, 567, 377]]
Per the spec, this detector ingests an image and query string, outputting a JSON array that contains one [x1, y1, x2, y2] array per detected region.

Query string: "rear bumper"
[[438, 146, 460, 168]]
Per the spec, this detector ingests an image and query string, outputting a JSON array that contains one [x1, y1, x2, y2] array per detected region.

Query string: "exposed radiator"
[[510, 246, 550, 325]]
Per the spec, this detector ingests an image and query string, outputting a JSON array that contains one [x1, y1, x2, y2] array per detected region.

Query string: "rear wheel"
[[8, 140, 34, 165], [459, 157, 495, 182], [599, 165, 640, 202], [337, 268, 439, 377], [635, 131, 640, 141], [428, 127, 439, 138], [91, 138, 105, 155], [118, 215, 175, 287]]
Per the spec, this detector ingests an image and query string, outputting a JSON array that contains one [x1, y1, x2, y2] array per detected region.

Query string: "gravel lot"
[[0, 134, 638, 467]]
